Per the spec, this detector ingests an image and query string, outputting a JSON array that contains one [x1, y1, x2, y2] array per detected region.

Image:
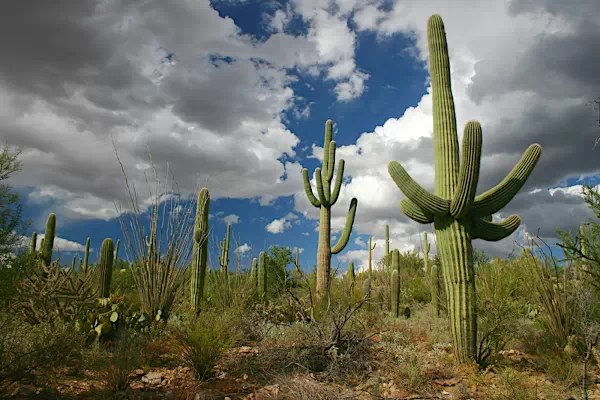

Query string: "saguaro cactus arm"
[[329, 159, 345, 206], [470, 144, 542, 218], [315, 168, 328, 207], [302, 169, 321, 207], [388, 162, 449, 215], [400, 199, 434, 224], [331, 198, 358, 254], [471, 215, 520, 241], [450, 121, 482, 219]]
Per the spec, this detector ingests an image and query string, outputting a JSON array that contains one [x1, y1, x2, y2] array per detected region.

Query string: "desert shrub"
[[538, 351, 581, 388], [169, 310, 239, 380], [402, 275, 431, 305], [488, 368, 540, 400], [0, 313, 85, 391], [110, 263, 136, 296], [84, 332, 150, 392], [475, 261, 524, 366], [204, 268, 258, 314]]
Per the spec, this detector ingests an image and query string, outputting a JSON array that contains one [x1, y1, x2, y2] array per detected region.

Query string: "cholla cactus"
[[191, 188, 210, 312], [302, 119, 358, 302], [387, 15, 542, 361]]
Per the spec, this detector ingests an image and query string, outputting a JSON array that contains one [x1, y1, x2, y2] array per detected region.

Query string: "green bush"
[[169, 311, 238, 380]]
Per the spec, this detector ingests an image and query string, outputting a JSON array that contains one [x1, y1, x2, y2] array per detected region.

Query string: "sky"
[[2, 0, 599, 272]]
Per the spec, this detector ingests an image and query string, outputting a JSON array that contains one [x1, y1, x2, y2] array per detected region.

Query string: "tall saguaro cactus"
[[390, 249, 400, 318], [368, 236, 376, 274], [219, 224, 231, 275], [42, 213, 56, 266], [251, 257, 258, 286], [385, 225, 390, 257], [348, 260, 355, 282], [387, 15, 542, 362], [30, 232, 37, 254], [423, 232, 431, 276], [98, 238, 114, 298], [302, 120, 358, 302], [191, 188, 210, 312]]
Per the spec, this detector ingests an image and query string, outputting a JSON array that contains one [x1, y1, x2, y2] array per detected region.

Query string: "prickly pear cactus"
[[387, 14, 542, 361]]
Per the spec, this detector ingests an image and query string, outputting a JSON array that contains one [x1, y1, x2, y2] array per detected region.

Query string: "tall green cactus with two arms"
[[191, 188, 210, 312], [302, 120, 358, 302], [219, 224, 230, 275], [387, 15, 542, 362]]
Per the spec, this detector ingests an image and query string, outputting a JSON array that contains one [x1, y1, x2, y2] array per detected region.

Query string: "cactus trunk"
[[348, 260, 355, 281], [219, 224, 231, 276], [98, 238, 114, 298], [191, 188, 210, 312], [258, 251, 267, 300], [30, 232, 37, 253], [385, 225, 389, 257], [387, 15, 542, 362], [82, 237, 91, 273], [251, 257, 258, 286], [368, 236, 376, 274], [390, 249, 400, 317]]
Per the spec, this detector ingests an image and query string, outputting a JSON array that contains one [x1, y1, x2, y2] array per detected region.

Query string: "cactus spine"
[[98, 238, 114, 298], [258, 251, 267, 300], [390, 249, 400, 318], [431, 263, 440, 319], [30, 232, 37, 253], [302, 119, 358, 302], [191, 188, 210, 312], [348, 260, 355, 282], [218, 224, 230, 275], [368, 236, 376, 274], [423, 232, 431, 275], [387, 15, 542, 361], [42, 213, 56, 266]]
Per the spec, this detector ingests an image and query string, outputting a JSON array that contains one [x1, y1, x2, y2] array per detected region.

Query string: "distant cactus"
[[251, 257, 258, 286], [294, 248, 301, 272], [423, 232, 431, 275], [362, 278, 371, 298], [431, 264, 440, 319], [191, 188, 210, 312], [368, 236, 376, 274], [70, 255, 77, 272], [258, 251, 267, 300], [30, 232, 37, 254], [391, 249, 400, 318], [385, 225, 390, 257], [42, 213, 56, 266], [82, 237, 91, 274], [387, 14, 542, 361], [348, 260, 355, 282], [98, 238, 114, 298], [302, 119, 358, 302], [218, 224, 231, 275]]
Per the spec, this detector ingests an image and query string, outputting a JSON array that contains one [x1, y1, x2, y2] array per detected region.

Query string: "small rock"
[[142, 371, 163, 385], [243, 374, 249, 381], [135, 369, 145, 375]]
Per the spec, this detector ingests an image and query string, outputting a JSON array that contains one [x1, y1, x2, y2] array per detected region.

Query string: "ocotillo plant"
[[302, 119, 358, 302], [42, 213, 56, 266], [431, 263, 440, 319], [98, 238, 114, 298], [423, 232, 431, 276], [219, 224, 231, 275], [391, 249, 400, 318], [387, 15, 542, 362], [30, 232, 37, 253], [348, 260, 355, 282], [368, 236, 376, 274], [258, 251, 267, 300], [191, 187, 210, 312]]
